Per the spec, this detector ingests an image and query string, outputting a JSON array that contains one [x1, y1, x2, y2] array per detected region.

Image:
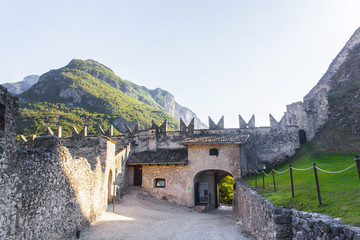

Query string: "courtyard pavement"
[[80, 188, 255, 240]]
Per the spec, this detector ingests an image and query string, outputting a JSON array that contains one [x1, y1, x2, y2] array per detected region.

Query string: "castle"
[[0, 83, 322, 239]]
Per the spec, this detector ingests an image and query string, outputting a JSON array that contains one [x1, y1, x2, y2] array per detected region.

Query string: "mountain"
[[313, 28, 360, 153], [126, 85, 207, 129], [286, 27, 360, 153], [2, 75, 39, 95], [57, 60, 206, 129], [17, 59, 206, 137]]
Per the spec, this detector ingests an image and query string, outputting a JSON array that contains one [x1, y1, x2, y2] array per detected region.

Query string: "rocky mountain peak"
[[1, 75, 39, 95], [307, 27, 360, 97]]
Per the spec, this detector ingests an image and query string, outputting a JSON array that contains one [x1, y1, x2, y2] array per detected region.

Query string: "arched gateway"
[[193, 169, 233, 208]]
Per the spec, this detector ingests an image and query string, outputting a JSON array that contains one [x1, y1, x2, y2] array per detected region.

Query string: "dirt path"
[[80, 189, 255, 240]]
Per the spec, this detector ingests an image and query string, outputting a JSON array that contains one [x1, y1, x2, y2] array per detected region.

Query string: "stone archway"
[[193, 169, 233, 209], [108, 170, 113, 203]]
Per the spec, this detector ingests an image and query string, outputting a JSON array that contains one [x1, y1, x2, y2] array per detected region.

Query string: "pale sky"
[[1, 0, 360, 127]]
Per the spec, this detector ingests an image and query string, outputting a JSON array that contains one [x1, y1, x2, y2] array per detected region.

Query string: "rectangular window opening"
[[154, 178, 166, 188], [209, 148, 219, 156]]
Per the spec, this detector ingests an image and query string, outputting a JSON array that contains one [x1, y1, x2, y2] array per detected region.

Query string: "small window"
[[154, 178, 166, 188], [209, 148, 219, 156]]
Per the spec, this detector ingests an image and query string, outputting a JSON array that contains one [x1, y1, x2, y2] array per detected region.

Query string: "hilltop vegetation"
[[18, 59, 180, 137]]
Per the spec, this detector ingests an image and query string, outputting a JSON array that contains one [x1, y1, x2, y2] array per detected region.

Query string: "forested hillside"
[[18, 59, 181, 137]]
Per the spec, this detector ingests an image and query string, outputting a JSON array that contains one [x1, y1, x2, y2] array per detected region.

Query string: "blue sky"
[[1, 0, 360, 127]]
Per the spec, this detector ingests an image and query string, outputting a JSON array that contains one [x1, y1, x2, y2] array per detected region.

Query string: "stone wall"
[[0, 133, 131, 239], [286, 90, 329, 142], [1, 135, 90, 239], [233, 180, 360, 240], [60, 136, 110, 170], [0, 85, 18, 133], [0, 85, 131, 239], [132, 130, 186, 153], [233, 179, 289, 239], [114, 143, 133, 198], [241, 126, 300, 169]]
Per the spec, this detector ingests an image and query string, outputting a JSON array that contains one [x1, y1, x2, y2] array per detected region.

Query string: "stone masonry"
[[0, 85, 133, 239], [233, 180, 360, 240]]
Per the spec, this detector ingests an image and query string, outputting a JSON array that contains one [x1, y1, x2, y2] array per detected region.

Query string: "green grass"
[[245, 143, 360, 226]]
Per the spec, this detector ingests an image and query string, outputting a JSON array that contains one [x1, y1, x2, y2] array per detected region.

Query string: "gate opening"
[[299, 130, 307, 144], [134, 165, 142, 186], [218, 175, 235, 206], [193, 170, 233, 209]]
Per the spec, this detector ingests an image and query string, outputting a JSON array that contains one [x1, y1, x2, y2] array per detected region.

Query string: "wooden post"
[[355, 155, 360, 182], [255, 170, 257, 187], [262, 171, 265, 189], [113, 181, 115, 213], [249, 169, 251, 183], [290, 164, 294, 198], [313, 163, 322, 207], [272, 170, 276, 192]]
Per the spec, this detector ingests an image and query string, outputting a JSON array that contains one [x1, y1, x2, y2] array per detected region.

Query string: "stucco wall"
[[187, 144, 241, 178], [137, 144, 242, 207], [142, 164, 190, 205]]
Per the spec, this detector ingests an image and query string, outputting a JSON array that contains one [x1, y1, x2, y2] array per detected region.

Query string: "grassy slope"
[[245, 143, 360, 226]]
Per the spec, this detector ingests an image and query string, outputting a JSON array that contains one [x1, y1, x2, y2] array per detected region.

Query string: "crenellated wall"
[[128, 115, 300, 170]]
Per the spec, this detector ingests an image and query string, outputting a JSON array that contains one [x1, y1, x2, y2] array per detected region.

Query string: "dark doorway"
[[194, 182, 199, 205], [134, 165, 142, 186], [299, 130, 307, 144], [0, 104, 6, 131]]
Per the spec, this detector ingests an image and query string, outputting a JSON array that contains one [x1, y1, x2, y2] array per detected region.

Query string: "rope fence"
[[242, 155, 360, 207], [315, 163, 357, 174]]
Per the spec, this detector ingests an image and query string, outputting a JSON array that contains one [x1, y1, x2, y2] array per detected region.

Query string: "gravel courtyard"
[[80, 188, 255, 240]]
